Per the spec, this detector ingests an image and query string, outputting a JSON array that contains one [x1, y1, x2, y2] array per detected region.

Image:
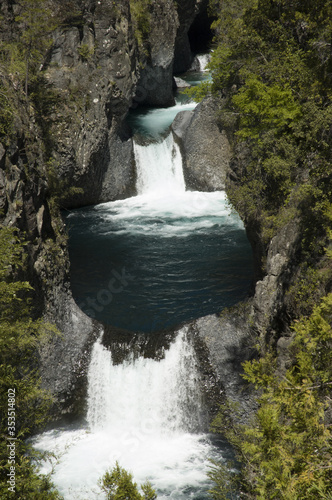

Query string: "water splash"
[[196, 54, 211, 72], [32, 331, 221, 499]]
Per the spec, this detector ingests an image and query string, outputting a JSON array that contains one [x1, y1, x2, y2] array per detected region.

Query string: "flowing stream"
[[32, 61, 251, 498]]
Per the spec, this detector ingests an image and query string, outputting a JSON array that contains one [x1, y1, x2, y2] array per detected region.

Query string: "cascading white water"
[[197, 54, 211, 72], [87, 329, 204, 434], [134, 134, 185, 196], [189, 53, 211, 72], [32, 330, 219, 499]]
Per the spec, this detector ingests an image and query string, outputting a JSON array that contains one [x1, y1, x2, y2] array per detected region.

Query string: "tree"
[[14, 0, 57, 96], [210, 295, 332, 499], [100, 462, 157, 500]]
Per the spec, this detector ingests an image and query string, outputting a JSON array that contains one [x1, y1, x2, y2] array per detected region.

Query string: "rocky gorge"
[[1, 0, 332, 496]]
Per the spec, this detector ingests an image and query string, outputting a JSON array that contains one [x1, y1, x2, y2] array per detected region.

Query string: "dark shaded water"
[[64, 190, 253, 333]]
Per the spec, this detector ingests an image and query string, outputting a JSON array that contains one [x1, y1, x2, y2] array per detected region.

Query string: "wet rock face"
[[172, 97, 231, 191]]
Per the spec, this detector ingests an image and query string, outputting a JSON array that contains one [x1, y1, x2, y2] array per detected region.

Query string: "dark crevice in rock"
[[187, 6, 214, 55]]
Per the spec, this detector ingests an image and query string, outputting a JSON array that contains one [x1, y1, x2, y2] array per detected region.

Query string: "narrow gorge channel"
[[32, 68, 253, 499]]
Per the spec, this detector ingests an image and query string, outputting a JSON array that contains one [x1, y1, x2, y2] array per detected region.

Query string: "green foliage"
[[14, 0, 57, 95], [232, 76, 301, 140], [100, 462, 157, 500], [211, 295, 332, 499], [0, 85, 14, 141], [78, 43, 94, 61], [195, 0, 332, 251], [0, 226, 62, 498], [182, 81, 212, 103], [208, 460, 240, 499], [130, 0, 151, 51]]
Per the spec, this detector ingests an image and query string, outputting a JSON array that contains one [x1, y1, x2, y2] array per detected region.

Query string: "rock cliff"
[[46, 0, 138, 208], [172, 97, 231, 191]]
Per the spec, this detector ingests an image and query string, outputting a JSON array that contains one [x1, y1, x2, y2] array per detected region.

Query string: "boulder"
[[172, 97, 231, 191]]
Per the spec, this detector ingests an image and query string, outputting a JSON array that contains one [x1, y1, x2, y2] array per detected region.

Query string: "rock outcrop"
[[134, 0, 179, 107], [47, 0, 138, 208], [172, 97, 231, 191], [189, 307, 257, 424], [0, 127, 99, 417]]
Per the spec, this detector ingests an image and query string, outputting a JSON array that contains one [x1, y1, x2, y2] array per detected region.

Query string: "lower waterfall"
[[32, 330, 230, 499]]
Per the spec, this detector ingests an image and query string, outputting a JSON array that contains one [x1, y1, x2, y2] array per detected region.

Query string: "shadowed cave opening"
[[188, 7, 215, 55]]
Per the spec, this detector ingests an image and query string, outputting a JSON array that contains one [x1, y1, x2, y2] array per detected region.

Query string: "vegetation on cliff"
[[193, 0, 332, 497], [0, 227, 62, 498], [0, 2, 73, 496]]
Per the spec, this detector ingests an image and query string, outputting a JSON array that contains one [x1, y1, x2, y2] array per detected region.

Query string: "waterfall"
[[189, 53, 211, 72], [197, 54, 211, 72], [33, 331, 218, 499], [134, 133, 185, 196], [87, 329, 204, 434]]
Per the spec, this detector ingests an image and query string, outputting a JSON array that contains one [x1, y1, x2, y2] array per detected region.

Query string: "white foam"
[[94, 189, 242, 237], [32, 331, 219, 499]]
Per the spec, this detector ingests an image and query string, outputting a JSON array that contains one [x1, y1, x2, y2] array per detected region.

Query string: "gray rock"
[[47, 0, 138, 208], [173, 76, 191, 88], [252, 219, 300, 337], [172, 97, 231, 191], [134, 0, 179, 107], [188, 306, 257, 425], [172, 110, 194, 138]]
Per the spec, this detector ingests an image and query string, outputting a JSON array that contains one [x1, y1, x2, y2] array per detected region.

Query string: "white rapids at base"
[[32, 330, 222, 499]]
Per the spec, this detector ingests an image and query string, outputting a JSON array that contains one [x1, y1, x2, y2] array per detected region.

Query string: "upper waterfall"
[[134, 133, 186, 196]]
